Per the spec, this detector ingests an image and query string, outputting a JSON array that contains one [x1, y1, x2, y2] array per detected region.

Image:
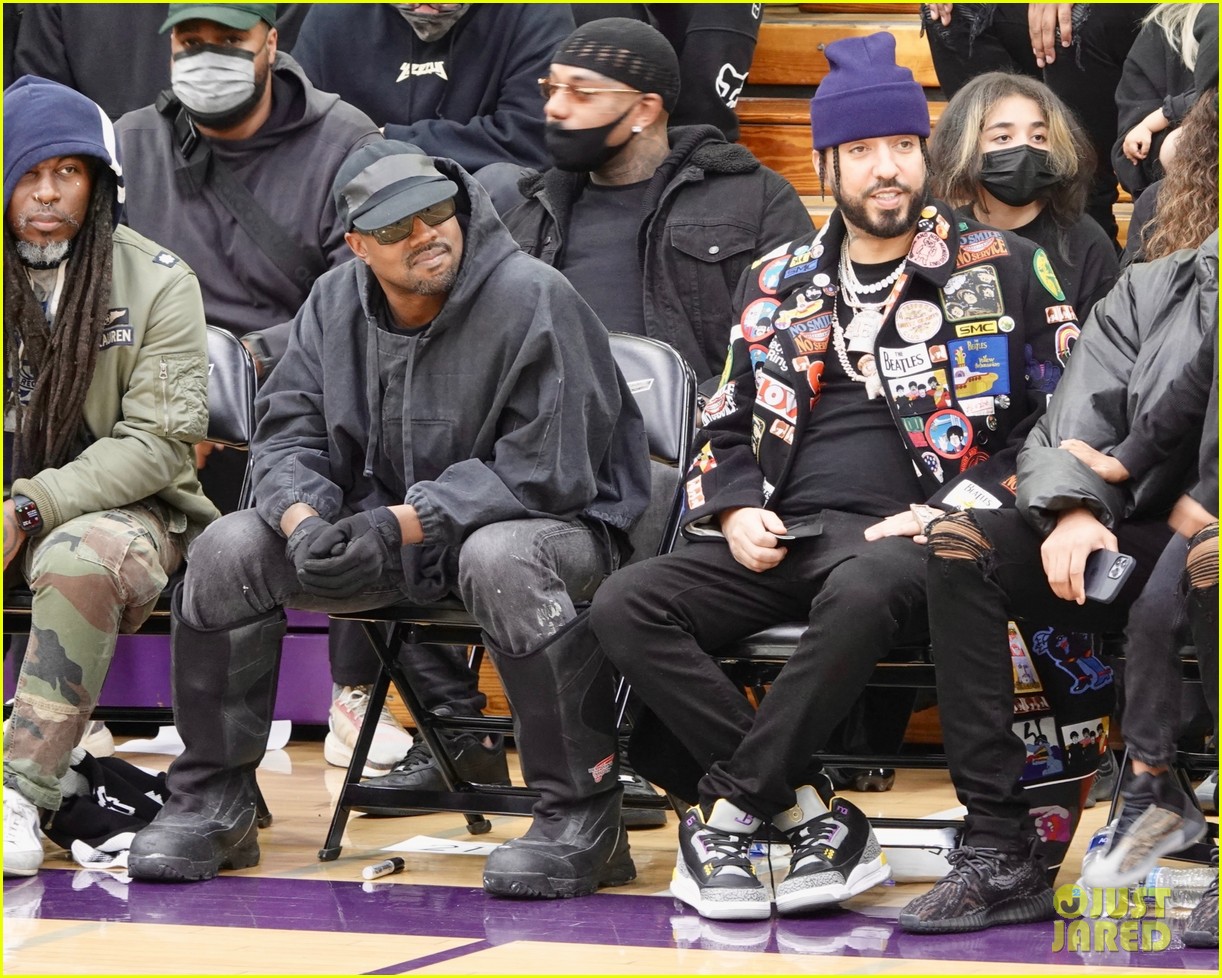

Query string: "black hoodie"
[[251, 160, 650, 603]]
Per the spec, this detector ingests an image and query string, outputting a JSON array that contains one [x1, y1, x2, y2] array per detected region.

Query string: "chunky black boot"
[[482, 613, 635, 899], [128, 588, 285, 882]]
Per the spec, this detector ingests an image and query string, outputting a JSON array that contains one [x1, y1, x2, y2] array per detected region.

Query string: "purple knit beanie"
[[810, 32, 930, 150]]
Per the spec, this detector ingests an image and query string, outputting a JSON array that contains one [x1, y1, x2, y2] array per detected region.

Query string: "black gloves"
[[292, 508, 402, 598]]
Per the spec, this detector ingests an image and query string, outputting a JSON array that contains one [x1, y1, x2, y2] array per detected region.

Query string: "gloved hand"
[[296, 507, 402, 598], [284, 516, 348, 577]]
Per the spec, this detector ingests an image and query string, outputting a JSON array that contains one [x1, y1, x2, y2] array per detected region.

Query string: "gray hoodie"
[[115, 54, 381, 349], [251, 161, 651, 603]]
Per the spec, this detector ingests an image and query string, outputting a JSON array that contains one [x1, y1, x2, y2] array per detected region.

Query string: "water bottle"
[[1079, 825, 1112, 879], [1144, 866, 1218, 909]]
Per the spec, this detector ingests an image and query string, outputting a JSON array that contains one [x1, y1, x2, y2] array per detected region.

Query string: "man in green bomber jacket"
[[2, 76, 219, 878]]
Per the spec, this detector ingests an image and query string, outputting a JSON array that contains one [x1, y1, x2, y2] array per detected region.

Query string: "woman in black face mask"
[[930, 72, 1119, 321]]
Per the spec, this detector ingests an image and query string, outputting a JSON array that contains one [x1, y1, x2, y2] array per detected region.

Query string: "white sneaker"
[[324, 685, 413, 777], [78, 720, 115, 757], [4, 789, 45, 877]]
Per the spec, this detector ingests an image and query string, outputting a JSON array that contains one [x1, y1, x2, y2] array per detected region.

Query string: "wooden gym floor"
[[4, 735, 1217, 976]]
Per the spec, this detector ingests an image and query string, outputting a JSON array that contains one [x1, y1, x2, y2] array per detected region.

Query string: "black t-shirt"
[[777, 258, 926, 520], [560, 179, 649, 335]]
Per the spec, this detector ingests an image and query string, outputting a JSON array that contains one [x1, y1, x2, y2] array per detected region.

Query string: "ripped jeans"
[[1121, 523, 1219, 769], [924, 507, 1171, 850], [181, 510, 620, 658]]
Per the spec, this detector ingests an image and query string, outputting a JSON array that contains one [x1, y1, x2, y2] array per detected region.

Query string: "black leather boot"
[[482, 613, 635, 899], [128, 588, 285, 882]]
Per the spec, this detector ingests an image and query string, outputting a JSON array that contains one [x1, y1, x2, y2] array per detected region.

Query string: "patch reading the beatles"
[[950, 337, 1010, 399], [909, 230, 950, 269], [938, 479, 1002, 509], [940, 265, 1004, 321], [1032, 247, 1065, 301], [955, 229, 1010, 268], [878, 343, 933, 378], [893, 300, 943, 343], [925, 408, 972, 459]]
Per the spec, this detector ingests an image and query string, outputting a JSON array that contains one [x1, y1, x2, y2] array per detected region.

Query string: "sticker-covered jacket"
[[10, 225, 220, 540], [683, 198, 1079, 526]]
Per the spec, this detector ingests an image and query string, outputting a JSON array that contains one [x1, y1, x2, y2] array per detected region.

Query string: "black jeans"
[[928, 508, 1172, 851], [590, 510, 929, 819], [1122, 528, 1219, 768]]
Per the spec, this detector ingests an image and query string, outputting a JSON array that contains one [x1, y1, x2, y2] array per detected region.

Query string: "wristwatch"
[[11, 494, 42, 534]]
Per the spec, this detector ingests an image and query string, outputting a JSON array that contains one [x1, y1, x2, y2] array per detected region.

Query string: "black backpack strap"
[[156, 91, 328, 291]]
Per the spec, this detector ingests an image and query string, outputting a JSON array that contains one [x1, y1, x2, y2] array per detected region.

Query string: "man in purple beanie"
[[590, 31, 1076, 923]]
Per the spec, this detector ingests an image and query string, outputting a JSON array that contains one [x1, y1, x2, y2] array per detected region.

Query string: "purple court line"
[[363, 940, 495, 974], [7, 871, 1217, 972]]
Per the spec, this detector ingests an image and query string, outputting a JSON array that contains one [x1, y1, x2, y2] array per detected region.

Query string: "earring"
[[631, 125, 643, 134]]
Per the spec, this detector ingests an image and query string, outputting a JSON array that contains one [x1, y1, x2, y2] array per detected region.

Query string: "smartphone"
[[1082, 550, 1136, 604], [775, 518, 823, 541]]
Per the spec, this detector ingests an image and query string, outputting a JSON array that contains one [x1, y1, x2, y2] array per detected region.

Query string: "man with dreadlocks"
[[589, 32, 1076, 922], [2, 76, 218, 878]]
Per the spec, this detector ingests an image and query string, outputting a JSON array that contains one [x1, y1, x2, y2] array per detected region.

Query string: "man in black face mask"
[[504, 17, 811, 384]]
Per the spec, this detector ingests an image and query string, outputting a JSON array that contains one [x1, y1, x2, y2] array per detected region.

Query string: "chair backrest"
[[205, 325, 258, 448], [608, 333, 697, 565]]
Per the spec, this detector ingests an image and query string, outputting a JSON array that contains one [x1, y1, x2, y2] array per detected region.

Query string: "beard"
[[834, 176, 929, 240], [15, 239, 72, 268], [403, 241, 458, 295]]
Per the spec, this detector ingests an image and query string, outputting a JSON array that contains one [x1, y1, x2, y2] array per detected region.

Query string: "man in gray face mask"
[[114, 5, 402, 778], [394, 3, 471, 44]]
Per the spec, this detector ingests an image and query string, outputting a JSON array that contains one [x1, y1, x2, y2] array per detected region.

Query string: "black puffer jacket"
[[502, 126, 812, 382], [1018, 232, 1218, 533]]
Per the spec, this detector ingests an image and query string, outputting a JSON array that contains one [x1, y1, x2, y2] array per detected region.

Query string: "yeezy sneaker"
[[324, 684, 413, 777], [358, 732, 511, 814], [672, 798, 771, 921], [1080, 770, 1207, 888], [4, 789, 44, 877], [898, 842, 1054, 933], [1182, 863, 1218, 948], [773, 786, 890, 915], [78, 720, 115, 758]]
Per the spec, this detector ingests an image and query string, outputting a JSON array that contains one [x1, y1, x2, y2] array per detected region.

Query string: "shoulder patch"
[[152, 251, 180, 268]]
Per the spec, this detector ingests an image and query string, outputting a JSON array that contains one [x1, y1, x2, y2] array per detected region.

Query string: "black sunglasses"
[[367, 197, 457, 244]]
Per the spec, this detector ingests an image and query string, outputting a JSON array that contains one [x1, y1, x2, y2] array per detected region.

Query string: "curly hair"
[[929, 72, 1093, 261], [4, 166, 115, 479], [1143, 93, 1219, 261]]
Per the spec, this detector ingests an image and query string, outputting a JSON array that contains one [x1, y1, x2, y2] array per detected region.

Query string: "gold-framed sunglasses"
[[538, 78, 641, 103], [368, 197, 457, 244]]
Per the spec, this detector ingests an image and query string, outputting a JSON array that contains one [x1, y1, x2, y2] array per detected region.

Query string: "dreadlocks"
[[4, 167, 115, 480]]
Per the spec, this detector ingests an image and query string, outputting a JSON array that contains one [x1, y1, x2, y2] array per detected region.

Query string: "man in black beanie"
[[590, 31, 1079, 924]]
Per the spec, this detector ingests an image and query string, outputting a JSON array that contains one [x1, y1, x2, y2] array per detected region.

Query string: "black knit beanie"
[[552, 17, 680, 112]]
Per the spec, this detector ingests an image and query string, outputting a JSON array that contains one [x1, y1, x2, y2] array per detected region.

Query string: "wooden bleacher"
[[736, 4, 1132, 244]]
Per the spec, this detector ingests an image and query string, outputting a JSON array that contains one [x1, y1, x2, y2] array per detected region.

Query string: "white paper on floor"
[[382, 835, 500, 857], [115, 719, 292, 759], [877, 803, 965, 882]]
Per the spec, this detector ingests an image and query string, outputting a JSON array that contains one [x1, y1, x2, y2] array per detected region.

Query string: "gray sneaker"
[[1081, 770, 1207, 888]]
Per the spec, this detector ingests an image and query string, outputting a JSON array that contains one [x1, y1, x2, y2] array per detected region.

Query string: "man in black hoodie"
[[126, 142, 652, 903]]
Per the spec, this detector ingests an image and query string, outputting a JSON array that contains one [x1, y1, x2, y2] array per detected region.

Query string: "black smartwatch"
[[11, 494, 42, 534]]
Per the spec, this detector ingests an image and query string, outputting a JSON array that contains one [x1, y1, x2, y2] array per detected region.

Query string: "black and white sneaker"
[[1081, 770, 1207, 888], [773, 786, 890, 915], [898, 841, 1054, 934], [671, 799, 770, 921]]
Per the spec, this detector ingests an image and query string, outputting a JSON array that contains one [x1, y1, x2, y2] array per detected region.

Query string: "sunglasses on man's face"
[[367, 197, 457, 244]]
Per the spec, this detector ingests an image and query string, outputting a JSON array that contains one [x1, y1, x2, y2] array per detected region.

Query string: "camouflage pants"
[[4, 504, 183, 810]]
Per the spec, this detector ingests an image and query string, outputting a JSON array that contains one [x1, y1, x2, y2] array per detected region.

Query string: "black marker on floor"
[[362, 856, 406, 880]]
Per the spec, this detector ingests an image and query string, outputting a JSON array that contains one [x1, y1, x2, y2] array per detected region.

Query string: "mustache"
[[15, 207, 80, 230], [865, 179, 913, 196], [407, 241, 451, 263]]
